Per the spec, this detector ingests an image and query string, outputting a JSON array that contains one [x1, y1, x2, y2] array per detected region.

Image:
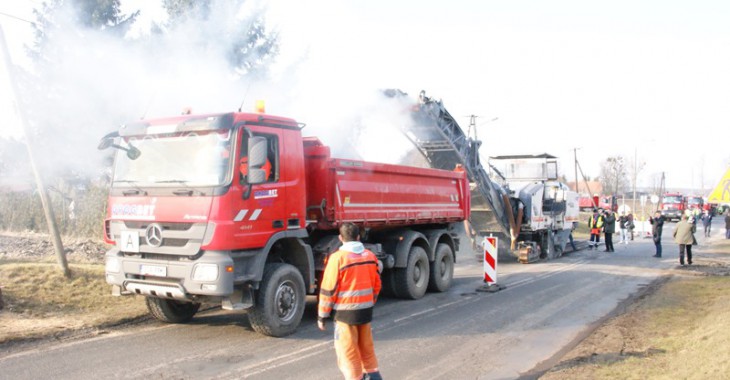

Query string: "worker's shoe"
[[363, 371, 383, 380]]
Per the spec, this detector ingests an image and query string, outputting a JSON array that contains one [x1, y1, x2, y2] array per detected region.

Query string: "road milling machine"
[[395, 90, 579, 263]]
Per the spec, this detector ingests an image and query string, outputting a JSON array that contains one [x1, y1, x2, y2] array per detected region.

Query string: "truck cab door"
[[233, 130, 288, 247]]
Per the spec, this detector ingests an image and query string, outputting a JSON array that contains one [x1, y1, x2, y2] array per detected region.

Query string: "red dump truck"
[[99, 111, 469, 336]]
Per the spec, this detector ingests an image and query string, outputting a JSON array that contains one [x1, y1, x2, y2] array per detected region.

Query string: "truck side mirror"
[[98, 138, 114, 150], [248, 137, 267, 168], [247, 168, 266, 184], [97, 132, 141, 160]]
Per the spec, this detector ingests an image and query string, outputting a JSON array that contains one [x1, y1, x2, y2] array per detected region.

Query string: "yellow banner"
[[708, 168, 730, 203]]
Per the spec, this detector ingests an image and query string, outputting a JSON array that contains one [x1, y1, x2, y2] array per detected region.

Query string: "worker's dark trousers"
[[604, 233, 614, 251], [679, 244, 692, 265], [654, 240, 662, 257]]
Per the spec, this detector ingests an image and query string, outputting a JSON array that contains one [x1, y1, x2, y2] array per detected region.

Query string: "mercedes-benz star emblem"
[[145, 223, 163, 247]]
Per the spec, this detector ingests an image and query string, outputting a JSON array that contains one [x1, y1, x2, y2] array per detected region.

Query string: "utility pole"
[[0, 25, 70, 277], [574, 148, 579, 192], [632, 147, 637, 218]]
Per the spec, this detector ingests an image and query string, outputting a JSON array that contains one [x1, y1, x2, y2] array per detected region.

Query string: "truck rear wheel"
[[145, 297, 200, 323], [428, 243, 454, 292], [248, 263, 306, 337], [394, 246, 429, 299]]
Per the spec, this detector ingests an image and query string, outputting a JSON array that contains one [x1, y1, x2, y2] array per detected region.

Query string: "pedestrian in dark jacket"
[[618, 212, 630, 244], [725, 211, 730, 239], [603, 210, 616, 252], [649, 211, 664, 257], [673, 214, 696, 266], [700, 210, 712, 237]]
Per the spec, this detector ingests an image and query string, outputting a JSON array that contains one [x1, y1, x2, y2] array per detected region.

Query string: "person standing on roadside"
[[725, 210, 730, 239], [603, 209, 616, 252], [627, 212, 635, 241], [649, 211, 665, 257], [673, 214, 696, 266], [318, 222, 383, 380], [588, 208, 604, 250], [618, 212, 630, 244], [700, 209, 713, 237]]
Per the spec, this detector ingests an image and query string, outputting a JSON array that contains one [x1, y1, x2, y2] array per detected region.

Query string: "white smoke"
[[3, 0, 422, 187]]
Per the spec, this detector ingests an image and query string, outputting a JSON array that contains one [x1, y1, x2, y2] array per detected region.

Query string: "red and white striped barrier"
[[483, 236, 498, 285]]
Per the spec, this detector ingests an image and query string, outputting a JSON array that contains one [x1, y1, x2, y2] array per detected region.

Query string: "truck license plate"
[[140, 265, 167, 277]]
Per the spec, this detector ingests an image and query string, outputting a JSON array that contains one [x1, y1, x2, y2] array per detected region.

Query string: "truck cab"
[[659, 192, 686, 222], [687, 196, 704, 212], [100, 112, 313, 336]]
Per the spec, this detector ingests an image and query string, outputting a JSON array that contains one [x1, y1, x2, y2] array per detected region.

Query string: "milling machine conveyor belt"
[[403, 91, 510, 236]]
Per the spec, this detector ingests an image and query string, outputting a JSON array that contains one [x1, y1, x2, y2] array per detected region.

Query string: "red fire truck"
[[99, 111, 469, 336], [686, 195, 704, 212], [659, 192, 687, 221]]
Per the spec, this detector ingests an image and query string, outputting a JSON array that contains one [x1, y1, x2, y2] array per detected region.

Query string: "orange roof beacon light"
[[254, 100, 266, 114]]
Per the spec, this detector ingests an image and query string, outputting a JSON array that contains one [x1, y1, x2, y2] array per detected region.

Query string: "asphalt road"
[[1, 219, 722, 380]]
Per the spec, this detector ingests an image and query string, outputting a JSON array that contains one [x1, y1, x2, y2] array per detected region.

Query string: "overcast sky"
[[1, 0, 729, 192]]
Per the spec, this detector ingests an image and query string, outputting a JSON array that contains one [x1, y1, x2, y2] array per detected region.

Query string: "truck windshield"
[[688, 198, 702, 205], [663, 196, 683, 203], [112, 129, 232, 187]]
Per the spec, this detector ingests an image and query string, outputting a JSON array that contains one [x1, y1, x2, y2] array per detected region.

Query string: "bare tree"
[[599, 156, 629, 195]]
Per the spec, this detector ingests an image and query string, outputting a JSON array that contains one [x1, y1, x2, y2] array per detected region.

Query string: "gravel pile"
[[0, 233, 109, 264]]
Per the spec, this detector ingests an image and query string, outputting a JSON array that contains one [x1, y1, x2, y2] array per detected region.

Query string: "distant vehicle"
[[687, 196, 704, 211], [578, 194, 617, 212], [659, 192, 686, 222]]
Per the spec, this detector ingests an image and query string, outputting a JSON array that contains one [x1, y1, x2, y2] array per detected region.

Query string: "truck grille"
[[110, 220, 207, 256]]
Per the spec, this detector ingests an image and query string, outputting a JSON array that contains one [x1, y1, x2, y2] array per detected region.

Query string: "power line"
[[0, 11, 33, 25]]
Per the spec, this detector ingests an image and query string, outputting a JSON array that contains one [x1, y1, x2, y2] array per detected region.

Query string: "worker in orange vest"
[[318, 222, 383, 380], [588, 208, 605, 250]]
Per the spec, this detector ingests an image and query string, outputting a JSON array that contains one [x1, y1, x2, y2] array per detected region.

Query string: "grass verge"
[[0, 262, 148, 344]]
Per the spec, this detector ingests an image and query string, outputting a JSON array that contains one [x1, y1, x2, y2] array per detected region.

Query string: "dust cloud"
[[2, 0, 422, 188]]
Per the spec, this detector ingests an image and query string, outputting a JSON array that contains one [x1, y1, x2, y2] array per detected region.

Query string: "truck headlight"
[[106, 257, 120, 273], [193, 263, 219, 282]]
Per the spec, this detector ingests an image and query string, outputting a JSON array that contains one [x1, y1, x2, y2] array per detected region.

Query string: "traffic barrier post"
[[477, 236, 505, 293]]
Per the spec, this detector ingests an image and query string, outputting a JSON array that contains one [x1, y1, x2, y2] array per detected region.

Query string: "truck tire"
[[428, 243, 454, 292], [394, 246, 429, 300], [145, 297, 200, 323], [248, 263, 306, 337]]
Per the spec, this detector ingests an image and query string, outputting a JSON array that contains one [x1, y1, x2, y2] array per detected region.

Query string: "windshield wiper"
[[155, 180, 206, 196], [113, 180, 148, 196], [155, 180, 190, 185]]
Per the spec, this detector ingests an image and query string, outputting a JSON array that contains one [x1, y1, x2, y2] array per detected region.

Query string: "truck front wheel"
[[394, 246, 429, 300], [428, 243, 454, 292], [145, 297, 200, 323], [248, 263, 306, 337]]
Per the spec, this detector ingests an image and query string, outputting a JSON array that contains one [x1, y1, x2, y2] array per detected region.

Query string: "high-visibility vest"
[[318, 247, 381, 325], [589, 214, 604, 229]]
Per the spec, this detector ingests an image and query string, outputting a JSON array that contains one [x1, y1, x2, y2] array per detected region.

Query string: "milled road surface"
[[2, 220, 721, 379]]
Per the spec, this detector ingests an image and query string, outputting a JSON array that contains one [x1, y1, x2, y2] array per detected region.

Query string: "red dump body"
[[302, 137, 470, 230]]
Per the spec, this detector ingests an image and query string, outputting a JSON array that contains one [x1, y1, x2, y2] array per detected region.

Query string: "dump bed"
[[303, 137, 469, 230]]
